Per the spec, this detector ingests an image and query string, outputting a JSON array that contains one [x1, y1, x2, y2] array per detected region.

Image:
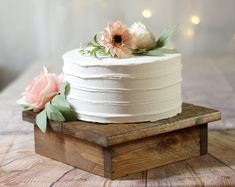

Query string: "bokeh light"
[[191, 16, 200, 24], [142, 9, 152, 18], [184, 28, 195, 37]]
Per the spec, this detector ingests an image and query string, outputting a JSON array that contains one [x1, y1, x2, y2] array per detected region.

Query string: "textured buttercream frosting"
[[62, 49, 182, 123]]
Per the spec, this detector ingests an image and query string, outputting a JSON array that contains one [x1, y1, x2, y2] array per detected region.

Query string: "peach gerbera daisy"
[[99, 21, 134, 58]]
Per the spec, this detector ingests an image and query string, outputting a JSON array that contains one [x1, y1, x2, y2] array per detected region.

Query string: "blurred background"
[[0, 0, 235, 89]]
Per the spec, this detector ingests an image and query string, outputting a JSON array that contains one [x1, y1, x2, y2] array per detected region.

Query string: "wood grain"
[[209, 130, 235, 170], [34, 125, 105, 177], [147, 154, 235, 187], [51, 169, 147, 187], [23, 103, 221, 147], [110, 126, 200, 179]]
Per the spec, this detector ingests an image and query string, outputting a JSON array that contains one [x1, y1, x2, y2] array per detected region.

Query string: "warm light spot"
[[184, 28, 195, 37], [191, 16, 200, 24], [142, 9, 152, 18]]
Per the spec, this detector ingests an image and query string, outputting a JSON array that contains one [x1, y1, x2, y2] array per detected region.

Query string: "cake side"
[[63, 49, 182, 123]]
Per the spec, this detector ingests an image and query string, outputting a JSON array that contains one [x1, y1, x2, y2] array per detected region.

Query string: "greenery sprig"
[[79, 25, 178, 59], [25, 81, 77, 133], [80, 34, 112, 59], [132, 25, 177, 56]]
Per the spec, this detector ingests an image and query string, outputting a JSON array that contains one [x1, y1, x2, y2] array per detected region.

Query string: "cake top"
[[63, 48, 180, 67], [79, 20, 178, 59]]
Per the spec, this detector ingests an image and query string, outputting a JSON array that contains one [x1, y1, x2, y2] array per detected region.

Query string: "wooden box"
[[23, 103, 221, 179]]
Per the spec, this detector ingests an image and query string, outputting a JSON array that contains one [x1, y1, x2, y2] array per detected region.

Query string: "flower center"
[[113, 35, 122, 44]]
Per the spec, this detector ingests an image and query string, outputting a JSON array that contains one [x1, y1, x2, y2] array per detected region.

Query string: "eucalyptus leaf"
[[90, 34, 100, 47], [45, 103, 65, 122], [156, 48, 179, 54], [51, 96, 77, 121], [60, 81, 70, 98], [58, 106, 77, 121], [22, 105, 34, 111], [96, 48, 109, 56], [132, 49, 147, 55], [36, 109, 47, 133], [51, 95, 70, 108], [156, 25, 177, 48], [143, 49, 164, 56], [91, 47, 100, 57]]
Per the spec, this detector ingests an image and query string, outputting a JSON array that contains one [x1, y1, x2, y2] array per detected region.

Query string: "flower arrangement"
[[80, 21, 177, 59], [17, 67, 76, 132]]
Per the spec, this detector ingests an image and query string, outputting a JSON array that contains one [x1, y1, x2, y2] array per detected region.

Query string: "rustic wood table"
[[0, 60, 235, 186]]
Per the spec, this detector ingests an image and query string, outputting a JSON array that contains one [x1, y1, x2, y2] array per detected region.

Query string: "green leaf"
[[36, 109, 47, 133], [51, 95, 70, 108], [22, 105, 34, 111], [58, 106, 77, 121], [96, 48, 108, 56], [45, 103, 65, 122], [132, 48, 147, 55], [91, 47, 100, 58], [156, 25, 177, 48], [80, 37, 111, 59], [60, 81, 70, 98], [156, 48, 179, 54], [51, 95, 77, 121], [90, 34, 100, 47], [144, 49, 164, 56]]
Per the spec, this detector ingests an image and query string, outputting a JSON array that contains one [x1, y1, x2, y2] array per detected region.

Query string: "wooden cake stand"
[[23, 103, 221, 180]]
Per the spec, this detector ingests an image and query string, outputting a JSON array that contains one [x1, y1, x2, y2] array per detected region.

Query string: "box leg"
[[200, 123, 208, 155]]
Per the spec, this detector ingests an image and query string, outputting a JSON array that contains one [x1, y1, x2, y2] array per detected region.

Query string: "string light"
[[142, 9, 152, 18], [191, 16, 200, 25]]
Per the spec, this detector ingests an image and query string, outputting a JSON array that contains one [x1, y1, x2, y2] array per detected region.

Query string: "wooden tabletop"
[[0, 61, 235, 186]]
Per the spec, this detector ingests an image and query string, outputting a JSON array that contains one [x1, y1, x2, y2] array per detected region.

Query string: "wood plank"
[[147, 154, 235, 186], [0, 133, 74, 187], [110, 126, 200, 179], [209, 130, 235, 171], [49, 169, 146, 187], [34, 126, 105, 177], [23, 103, 221, 147]]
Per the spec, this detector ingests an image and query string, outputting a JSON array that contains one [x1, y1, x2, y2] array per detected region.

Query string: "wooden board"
[[34, 126, 105, 177], [23, 103, 221, 147], [109, 126, 202, 179], [33, 122, 208, 179]]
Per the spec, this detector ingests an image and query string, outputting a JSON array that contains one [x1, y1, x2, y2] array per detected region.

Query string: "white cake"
[[62, 49, 182, 123]]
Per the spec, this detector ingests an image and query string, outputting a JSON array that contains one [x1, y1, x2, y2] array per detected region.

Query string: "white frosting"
[[63, 49, 182, 123]]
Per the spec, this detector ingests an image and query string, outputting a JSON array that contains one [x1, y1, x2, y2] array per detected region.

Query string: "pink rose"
[[18, 67, 63, 112]]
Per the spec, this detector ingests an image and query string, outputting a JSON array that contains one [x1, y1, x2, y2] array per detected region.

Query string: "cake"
[[62, 49, 182, 123], [17, 21, 182, 132], [62, 21, 182, 123]]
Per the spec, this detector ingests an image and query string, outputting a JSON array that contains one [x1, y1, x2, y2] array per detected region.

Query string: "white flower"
[[129, 22, 156, 50]]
